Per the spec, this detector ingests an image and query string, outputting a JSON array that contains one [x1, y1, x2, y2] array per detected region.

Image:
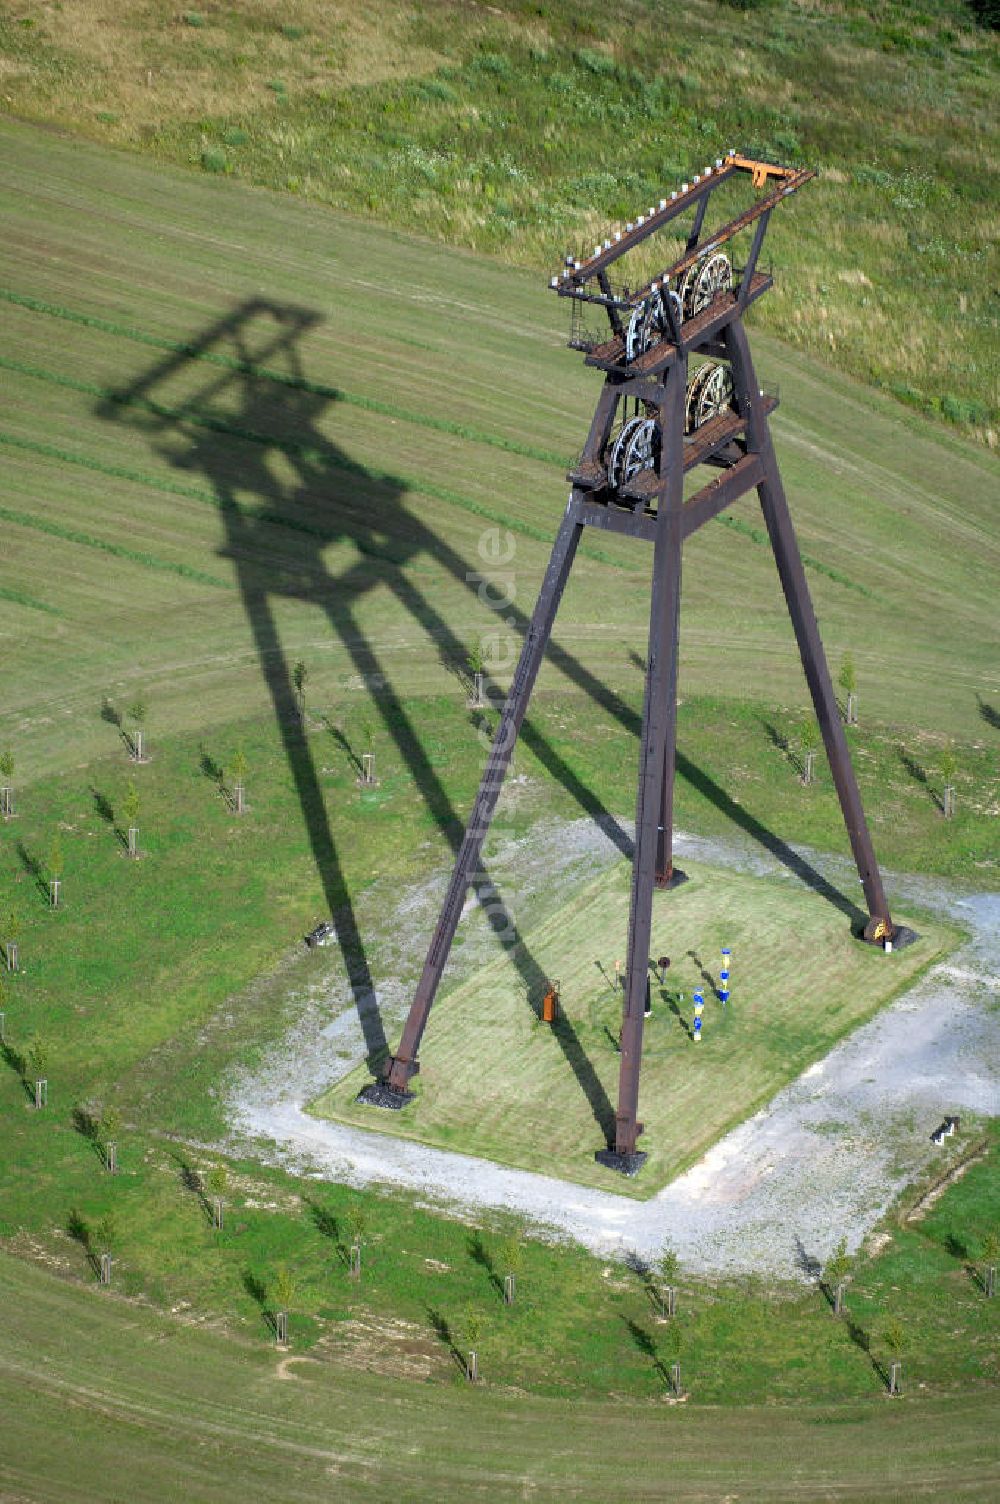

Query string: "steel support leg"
[[366, 497, 586, 1104], [724, 319, 894, 941], [599, 360, 687, 1170], [653, 712, 686, 889]]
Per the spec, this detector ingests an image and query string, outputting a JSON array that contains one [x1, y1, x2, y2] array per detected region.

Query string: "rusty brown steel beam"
[[723, 317, 894, 942], [577, 499, 657, 542], [602, 358, 688, 1171], [373, 497, 586, 1101], [585, 272, 772, 376], [632, 169, 813, 302], [554, 162, 812, 307], [556, 163, 739, 286], [680, 453, 765, 538]]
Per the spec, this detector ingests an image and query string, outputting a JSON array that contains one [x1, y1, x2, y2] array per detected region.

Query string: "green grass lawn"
[[0, 1126, 998, 1500], [317, 859, 957, 1194], [1, 0, 996, 440], [0, 111, 996, 1484]]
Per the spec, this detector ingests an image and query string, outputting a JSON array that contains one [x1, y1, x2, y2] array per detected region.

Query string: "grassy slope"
[[321, 860, 954, 1195], [0, 0, 997, 439], [0, 119, 997, 788], [0, 114, 993, 1199], [1, 1128, 999, 1502], [0, 114, 996, 1475]]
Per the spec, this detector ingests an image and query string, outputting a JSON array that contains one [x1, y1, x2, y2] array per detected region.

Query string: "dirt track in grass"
[[225, 819, 1000, 1279]]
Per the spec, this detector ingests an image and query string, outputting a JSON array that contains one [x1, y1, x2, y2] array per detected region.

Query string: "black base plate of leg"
[[859, 924, 920, 952], [884, 925, 920, 952], [356, 1081, 415, 1110], [654, 867, 688, 891], [595, 1148, 648, 1177]]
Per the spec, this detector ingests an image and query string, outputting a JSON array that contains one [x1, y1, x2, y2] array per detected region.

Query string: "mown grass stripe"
[[0, 585, 63, 616], [716, 514, 876, 599], [0, 287, 569, 468], [0, 371, 631, 571], [0, 452, 232, 587], [1, 316, 872, 593]]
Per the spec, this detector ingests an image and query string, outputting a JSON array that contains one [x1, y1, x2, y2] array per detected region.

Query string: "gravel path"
[[226, 820, 1000, 1279]]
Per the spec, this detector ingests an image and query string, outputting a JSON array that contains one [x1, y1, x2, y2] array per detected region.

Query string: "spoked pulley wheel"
[[695, 360, 734, 428], [625, 290, 665, 364], [607, 414, 659, 491], [684, 359, 734, 434], [690, 252, 732, 316]]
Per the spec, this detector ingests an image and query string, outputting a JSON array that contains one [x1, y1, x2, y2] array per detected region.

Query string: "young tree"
[[123, 779, 140, 858], [824, 1236, 852, 1315], [0, 748, 14, 818], [207, 1166, 228, 1229], [662, 1315, 682, 1393], [359, 718, 377, 785], [346, 1200, 367, 1277], [655, 1243, 680, 1317], [96, 1209, 117, 1285], [26, 1034, 47, 1106], [292, 660, 308, 720], [230, 747, 248, 816], [100, 1104, 122, 1174], [467, 641, 486, 708], [498, 1225, 524, 1306], [273, 1262, 295, 1345], [838, 653, 858, 725], [26, 1034, 48, 1082], [48, 835, 63, 908], [883, 1316, 905, 1395], [799, 714, 820, 785], [939, 744, 957, 819], [981, 1229, 999, 1298], [128, 698, 147, 761], [462, 1304, 483, 1382], [4, 908, 19, 972], [96, 1209, 117, 1255]]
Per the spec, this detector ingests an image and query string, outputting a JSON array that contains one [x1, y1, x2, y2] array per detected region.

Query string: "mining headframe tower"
[[362, 151, 907, 1174]]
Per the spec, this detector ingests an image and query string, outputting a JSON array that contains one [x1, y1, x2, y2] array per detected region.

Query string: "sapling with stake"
[[498, 1225, 524, 1306], [0, 747, 14, 817], [939, 743, 957, 819], [467, 641, 486, 708], [273, 1262, 295, 1345], [838, 653, 858, 725], [360, 718, 377, 785], [981, 1230, 999, 1298], [100, 1104, 122, 1174], [346, 1200, 367, 1277], [883, 1316, 905, 1395], [292, 660, 307, 721], [799, 713, 820, 785], [655, 1242, 680, 1317], [207, 1166, 228, 1229], [26, 1035, 48, 1107], [128, 698, 147, 761], [123, 779, 140, 858], [824, 1235, 852, 1316], [4, 908, 19, 972], [462, 1304, 483, 1382], [230, 747, 248, 815], [96, 1210, 117, 1286], [48, 835, 63, 908]]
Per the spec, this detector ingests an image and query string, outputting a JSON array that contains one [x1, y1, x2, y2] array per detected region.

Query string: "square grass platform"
[[310, 860, 958, 1199]]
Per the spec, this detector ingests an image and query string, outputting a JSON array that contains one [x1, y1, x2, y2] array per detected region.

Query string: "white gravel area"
[[225, 819, 1000, 1279]]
